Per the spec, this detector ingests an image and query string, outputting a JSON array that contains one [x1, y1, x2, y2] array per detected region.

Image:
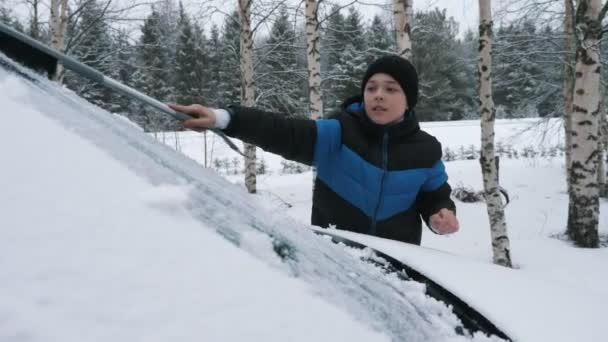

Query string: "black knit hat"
[[360, 55, 419, 109]]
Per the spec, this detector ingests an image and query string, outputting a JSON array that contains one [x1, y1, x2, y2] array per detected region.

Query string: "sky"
[[5, 0, 512, 40]]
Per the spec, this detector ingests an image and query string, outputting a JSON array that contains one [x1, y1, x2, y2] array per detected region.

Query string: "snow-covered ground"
[[1, 53, 607, 342]]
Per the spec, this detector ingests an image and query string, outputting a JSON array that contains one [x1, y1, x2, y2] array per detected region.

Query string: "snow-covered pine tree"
[[365, 15, 393, 64], [257, 6, 304, 117], [457, 29, 479, 119], [493, 20, 561, 118], [111, 29, 139, 117], [412, 9, 471, 121], [0, 2, 23, 31], [63, 0, 114, 109], [320, 5, 347, 114], [478, 0, 512, 267], [206, 24, 222, 107], [333, 7, 367, 101], [219, 11, 241, 108], [139, 10, 174, 132], [175, 2, 201, 105], [192, 22, 208, 104]]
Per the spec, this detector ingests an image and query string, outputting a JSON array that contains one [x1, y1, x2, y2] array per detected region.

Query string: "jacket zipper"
[[370, 130, 389, 236]]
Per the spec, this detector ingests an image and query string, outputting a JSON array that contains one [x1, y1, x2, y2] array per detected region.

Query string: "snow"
[[152, 84, 608, 341], [209, 132, 607, 341], [313, 227, 606, 342], [1, 52, 606, 342], [0, 56, 502, 342]]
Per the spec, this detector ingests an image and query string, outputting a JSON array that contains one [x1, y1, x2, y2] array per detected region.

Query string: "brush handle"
[[1, 22, 244, 156]]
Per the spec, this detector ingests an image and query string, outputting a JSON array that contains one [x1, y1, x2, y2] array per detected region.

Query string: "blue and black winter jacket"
[[224, 96, 455, 245]]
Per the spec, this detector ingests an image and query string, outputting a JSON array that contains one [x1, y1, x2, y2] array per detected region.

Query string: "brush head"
[[0, 28, 58, 79]]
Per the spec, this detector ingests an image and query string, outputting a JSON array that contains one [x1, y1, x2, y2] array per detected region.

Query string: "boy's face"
[[363, 73, 408, 125]]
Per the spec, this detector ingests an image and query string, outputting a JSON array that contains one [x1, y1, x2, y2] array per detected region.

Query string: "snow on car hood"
[[314, 227, 605, 342]]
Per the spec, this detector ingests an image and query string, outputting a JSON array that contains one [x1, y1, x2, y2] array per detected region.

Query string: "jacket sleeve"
[[223, 106, 317, 165], [416, 160, 456, 233]]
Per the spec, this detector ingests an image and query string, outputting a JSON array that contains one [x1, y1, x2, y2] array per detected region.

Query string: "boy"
[[169, 55, 458, 245]]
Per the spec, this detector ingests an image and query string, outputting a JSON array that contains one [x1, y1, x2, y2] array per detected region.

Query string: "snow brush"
[[0, 22, 244, 156]]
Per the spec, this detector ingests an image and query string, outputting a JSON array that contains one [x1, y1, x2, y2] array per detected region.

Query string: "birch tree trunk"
[[239, 0, 257, 194], [393, 0, 413, 60], [478, 0, 512, 267], [599, 112, 607, 197], [49, 0, 68, 82], [564, 0, 577, 237], [564, 0, 575, 188], [567, 0, 602, 247], [306, 0, 323, 120]]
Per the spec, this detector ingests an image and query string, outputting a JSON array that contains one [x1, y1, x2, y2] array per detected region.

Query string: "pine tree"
[[112, 29, 139, 116], [411, 8, 469, 121], [365, 15, 393, 64], [493, 20, 561, 118], [257, 6, 305, 116], [206, 24, 223, 107], [192, 22, 208, 104], [533, 25, 562, 117], [459, 29, 479, 119], [334, 7, 367, 101], [63, 0, 114, 109], [174, 2, 201, 104], [321, 6, 347, 113], [139, 10, 174, 131], [0, 2, 23, 31], [218, 11, 241, 107]]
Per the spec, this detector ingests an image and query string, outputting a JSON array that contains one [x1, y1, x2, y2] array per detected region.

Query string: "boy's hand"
[[168, 103, 216, 130], [430, 208, 459, 235]]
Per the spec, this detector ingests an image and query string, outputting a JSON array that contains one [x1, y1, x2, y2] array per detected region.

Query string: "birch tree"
[[566, 0, 604, 247], [306, 0, 322, 119], [478, 0, 512, 267], [393, 0, 413, 59], [50, 0, 69, 82], [239, 0, 257, 194], [563, 0, 575, 195], [599, 112, 607, 197]]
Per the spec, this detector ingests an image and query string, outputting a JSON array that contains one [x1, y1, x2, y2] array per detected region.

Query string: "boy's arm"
[[222, 106, 318, 165], [416, 160, 457, 233]]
